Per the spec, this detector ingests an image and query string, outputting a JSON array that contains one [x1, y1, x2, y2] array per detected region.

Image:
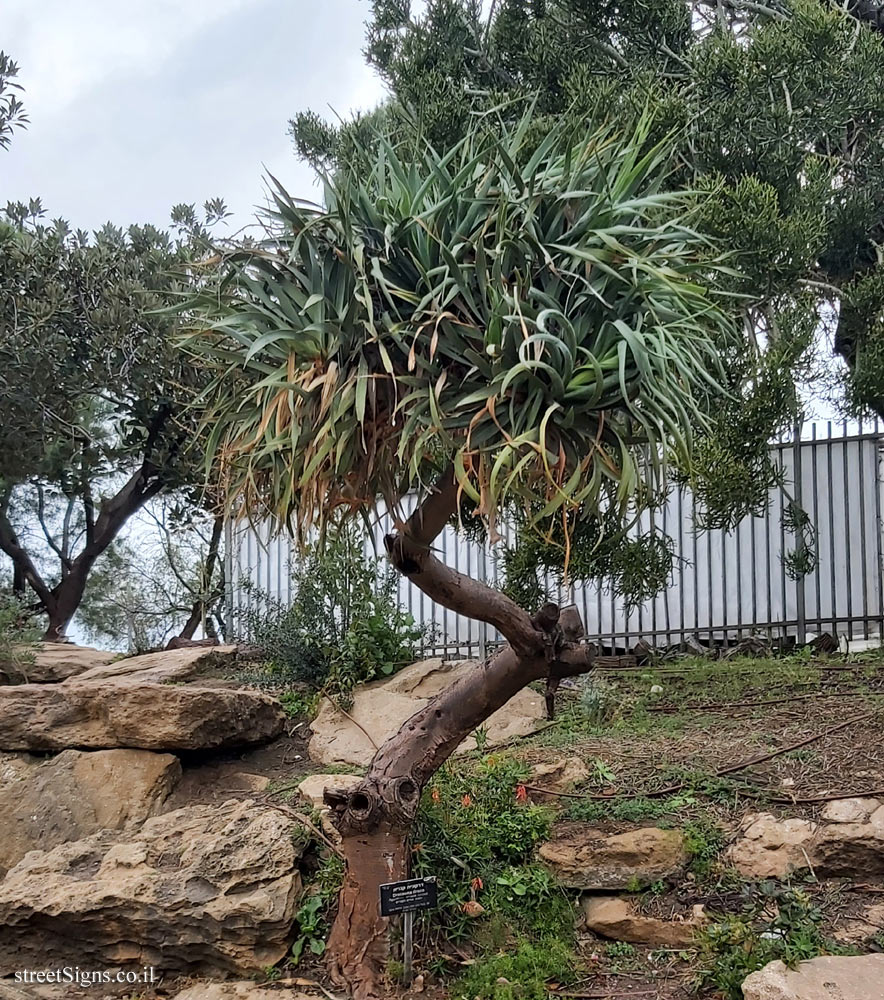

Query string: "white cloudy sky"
[[2, 0, 388, 231]]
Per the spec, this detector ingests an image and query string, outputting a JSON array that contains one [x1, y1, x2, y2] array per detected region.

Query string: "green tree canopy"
[[293, 0, 884, 421], [0, 51, 227, 639]]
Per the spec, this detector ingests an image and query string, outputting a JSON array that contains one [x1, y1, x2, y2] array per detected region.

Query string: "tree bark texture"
[[323, 472, 596, 999]]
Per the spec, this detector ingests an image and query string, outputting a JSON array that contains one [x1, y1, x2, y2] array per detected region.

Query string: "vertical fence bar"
[[477, 541, 488, 661], [810, 423, 821, 636], [827, 423, 837, 637], [857, 420, 870, 639], [224, 519, 236, 638], [842, 422, 854, 640], [793, 425, 806, 644], [876, 420, 884, 642], [778, 441, 788, 645]]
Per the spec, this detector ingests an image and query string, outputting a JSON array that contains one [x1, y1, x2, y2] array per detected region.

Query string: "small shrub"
[[696, 882, 842, 999], [578, 674, 618, 724], [279, 689, 317, 718], [0, 591, 41, 683], [683, 815, 727, 879], [291, 894, 328, 963], [238, 524, 430, 697], [454, 940, 575, 1000], [413, 756, 571, 944], [605, 941, 636, 958], [291, 852, 345, 965]]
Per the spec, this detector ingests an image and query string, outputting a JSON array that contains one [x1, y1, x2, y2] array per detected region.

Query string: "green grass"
[[452, 940, 575, 1000]]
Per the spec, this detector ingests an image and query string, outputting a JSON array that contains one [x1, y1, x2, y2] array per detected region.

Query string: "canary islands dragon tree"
[[188, 112, 746, 998]]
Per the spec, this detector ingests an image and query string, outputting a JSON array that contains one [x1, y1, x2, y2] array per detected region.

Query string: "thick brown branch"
[[386, 531, 540, 656], [0, 494, 56, 613], [402, 465, 459, 546], [359, 644, 549, 803]]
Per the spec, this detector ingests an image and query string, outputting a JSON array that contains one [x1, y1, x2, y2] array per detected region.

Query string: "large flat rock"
[[582, 896, 706, 948], [726, 813, 817, 879], [2, 643, 118, 685], [538, 823, 688, 889], [309, 657, 545, 766], [0, 800, 304, 976], [812, 796, 884, 877], [741, 954, 884, 1000], [0, 749, 180, 876], [69, 644, 237, 685], [0, 683, 285, 752]]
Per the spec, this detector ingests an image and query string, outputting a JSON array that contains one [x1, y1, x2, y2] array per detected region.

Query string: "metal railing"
[[225, 420, 884, 655]]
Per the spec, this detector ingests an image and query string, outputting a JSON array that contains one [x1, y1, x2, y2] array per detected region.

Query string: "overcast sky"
[[2, 0, 388, 232]]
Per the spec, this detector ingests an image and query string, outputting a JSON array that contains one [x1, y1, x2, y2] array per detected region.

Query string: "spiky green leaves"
[[189, 110, 741, 551]]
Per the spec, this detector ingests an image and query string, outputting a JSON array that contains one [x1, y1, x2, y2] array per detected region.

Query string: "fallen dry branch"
[[322, 690, 378, 750], [767, 787, 884, 804]]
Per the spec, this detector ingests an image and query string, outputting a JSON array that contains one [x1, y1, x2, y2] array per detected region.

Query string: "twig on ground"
[[263, 799, 345, 859], [322, 690, 378, 749], [649, 690, 879, 713], [768, 787, 884, 804]]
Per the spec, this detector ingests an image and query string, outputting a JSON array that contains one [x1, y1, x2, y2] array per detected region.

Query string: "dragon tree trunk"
[[323, 471, 595, 999]]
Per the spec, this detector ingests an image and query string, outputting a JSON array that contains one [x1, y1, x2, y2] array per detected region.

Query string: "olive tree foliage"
[[0, 52, 227, 640], [0, 52, 27, 150], [289, 0, 884, 601]]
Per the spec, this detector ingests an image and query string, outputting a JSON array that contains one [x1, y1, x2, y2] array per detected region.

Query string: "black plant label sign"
[[379, 877, 438, 916]]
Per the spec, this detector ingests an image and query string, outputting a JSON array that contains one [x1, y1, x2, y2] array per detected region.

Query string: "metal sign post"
[[379, 876, 438, 988], [403, 909, 414, 986]]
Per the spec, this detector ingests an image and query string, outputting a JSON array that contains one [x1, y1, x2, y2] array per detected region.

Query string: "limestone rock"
[[741, 954, 884, 1000], [297, 773, 362, 843], [582, 896, 706, 948], [6, 643, 119, 684], [308, 658, 545, 766], [0, 977, 140, 999], [0, 800, 303, 975], [528, 759, 590, 803], [0, 683, 285, 752], [538, 823, 687, 889], [820, 797, 881, 825], [0, 748, 180, 876], [726, 813, 816, 878], [70, 644, 237, 686], [812, 805, 884, 877], [229, 772, 272, 793], [172, 983, 314, 1000], [297, 773, 362, 810]]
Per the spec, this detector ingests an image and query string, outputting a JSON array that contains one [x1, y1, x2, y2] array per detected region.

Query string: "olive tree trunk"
[[323, 471, 595, 1000]]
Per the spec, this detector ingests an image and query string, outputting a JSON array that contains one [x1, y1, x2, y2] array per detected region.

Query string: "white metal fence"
[[225, 420, 884, 655]]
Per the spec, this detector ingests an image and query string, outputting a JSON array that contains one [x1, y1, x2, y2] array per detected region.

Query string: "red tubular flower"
[[471, 876, 484, 891], [461, 794, 472, 807], [431, 787, 441, 803], [515, 783, 528, 802]]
